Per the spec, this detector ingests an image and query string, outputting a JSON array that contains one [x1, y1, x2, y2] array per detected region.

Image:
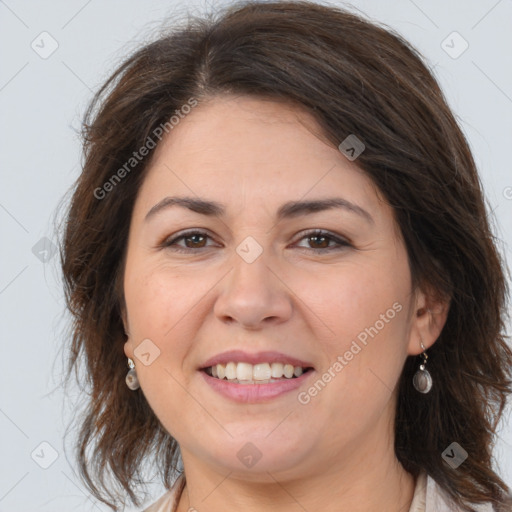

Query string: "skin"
[[122, 95, 449, 512]]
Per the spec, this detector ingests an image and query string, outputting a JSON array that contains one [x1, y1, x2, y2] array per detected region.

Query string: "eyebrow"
[[144, 196, 374, 224]]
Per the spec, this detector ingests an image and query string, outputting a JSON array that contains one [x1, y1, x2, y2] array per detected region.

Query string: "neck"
[[176, 426, 416, 512]]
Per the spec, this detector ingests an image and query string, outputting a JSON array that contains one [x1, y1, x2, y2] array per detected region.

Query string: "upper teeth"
[[209, 362, 305, 381]]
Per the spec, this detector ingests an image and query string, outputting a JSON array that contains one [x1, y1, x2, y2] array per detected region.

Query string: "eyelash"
[[160, 229, 352, 254]]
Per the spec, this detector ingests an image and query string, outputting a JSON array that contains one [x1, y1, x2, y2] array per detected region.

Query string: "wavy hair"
[[59, 1, 512, 510]]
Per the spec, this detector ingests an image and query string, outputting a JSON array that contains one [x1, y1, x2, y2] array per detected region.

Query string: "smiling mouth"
[[202, 362, 314, 384]]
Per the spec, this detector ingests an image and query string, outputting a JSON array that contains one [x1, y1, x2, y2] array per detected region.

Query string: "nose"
[[213, 247, 293, 330]]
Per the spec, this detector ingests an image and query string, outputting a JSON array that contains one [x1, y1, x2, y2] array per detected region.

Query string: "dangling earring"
[[412, 341, 432, 393], [125, 357, 140, 390]]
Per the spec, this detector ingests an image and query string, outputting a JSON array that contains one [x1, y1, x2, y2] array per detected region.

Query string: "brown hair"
[[58, 1, 512, 510]]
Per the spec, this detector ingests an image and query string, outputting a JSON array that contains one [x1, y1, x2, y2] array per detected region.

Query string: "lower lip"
[[200, 369, 315, 403]]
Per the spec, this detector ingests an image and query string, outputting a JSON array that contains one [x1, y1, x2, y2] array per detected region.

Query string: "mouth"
[[201, 362, 315, 384], [198, 350, 316, 402]]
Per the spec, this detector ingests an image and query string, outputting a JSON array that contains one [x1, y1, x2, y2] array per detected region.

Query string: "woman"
[[59, 1, 512, 511]]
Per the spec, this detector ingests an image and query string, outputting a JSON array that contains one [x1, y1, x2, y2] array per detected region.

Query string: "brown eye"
[[181, 233, 207, 248], [308, 234, 330, 249], [162, 230, 215, 252], [295, 230, 351, 253]]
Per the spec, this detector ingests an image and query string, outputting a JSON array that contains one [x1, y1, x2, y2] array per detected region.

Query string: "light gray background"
[[1, 0, 511, 510]]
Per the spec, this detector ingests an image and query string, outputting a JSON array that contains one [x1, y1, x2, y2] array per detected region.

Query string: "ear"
[[407, 285, 450, 356], [123, 339, 134, 360], [120, 306, 134, 359]]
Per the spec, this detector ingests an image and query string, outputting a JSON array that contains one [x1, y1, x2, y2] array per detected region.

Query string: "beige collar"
[[409, 470, 494, 512], [145, 471, 495, 512]]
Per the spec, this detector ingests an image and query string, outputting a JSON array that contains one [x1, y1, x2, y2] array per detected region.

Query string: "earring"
[[125, 357, 140, 390], [412, 341, 432, 393]]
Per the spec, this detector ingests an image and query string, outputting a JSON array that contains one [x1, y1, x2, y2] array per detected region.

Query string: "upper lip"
[[200, 350, 314, 370]]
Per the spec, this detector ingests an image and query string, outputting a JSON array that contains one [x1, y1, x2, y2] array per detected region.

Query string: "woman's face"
[[123, 95, 434, 481]]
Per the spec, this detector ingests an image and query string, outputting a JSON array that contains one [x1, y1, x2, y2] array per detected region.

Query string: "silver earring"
[[412, 342, 432, 393], [125, 357, 140, 390]]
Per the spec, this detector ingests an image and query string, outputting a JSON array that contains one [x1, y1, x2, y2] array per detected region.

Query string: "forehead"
[[133, 95, 385, 221]]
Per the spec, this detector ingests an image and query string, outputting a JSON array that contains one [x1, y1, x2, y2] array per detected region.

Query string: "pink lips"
[[198, 350, 315, 403], [200, 368, 315, 403], [200, 350, 314, 370]]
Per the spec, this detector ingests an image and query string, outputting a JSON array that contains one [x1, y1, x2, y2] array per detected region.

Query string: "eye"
[[160, 230, 216, 253], [293, 229, 352, 253], [160, 229, 351, 254]]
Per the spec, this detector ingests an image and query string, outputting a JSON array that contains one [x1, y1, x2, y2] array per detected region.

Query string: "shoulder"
[[425, 472, 497, 512], [144, 474, 185, 512], [144, 471, 503, 512]]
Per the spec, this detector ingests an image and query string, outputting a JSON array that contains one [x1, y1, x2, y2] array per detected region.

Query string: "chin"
[[193, 435, 310, 475]]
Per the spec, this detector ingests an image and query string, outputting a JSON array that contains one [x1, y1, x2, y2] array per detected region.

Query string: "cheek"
[[123, 261, 224, 390], [122, 264, 192, 397], [304, 263, 406, 347], [124, 261, 201, 338], [123, 266, 200, 428], [305, 263, 410, 407]]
